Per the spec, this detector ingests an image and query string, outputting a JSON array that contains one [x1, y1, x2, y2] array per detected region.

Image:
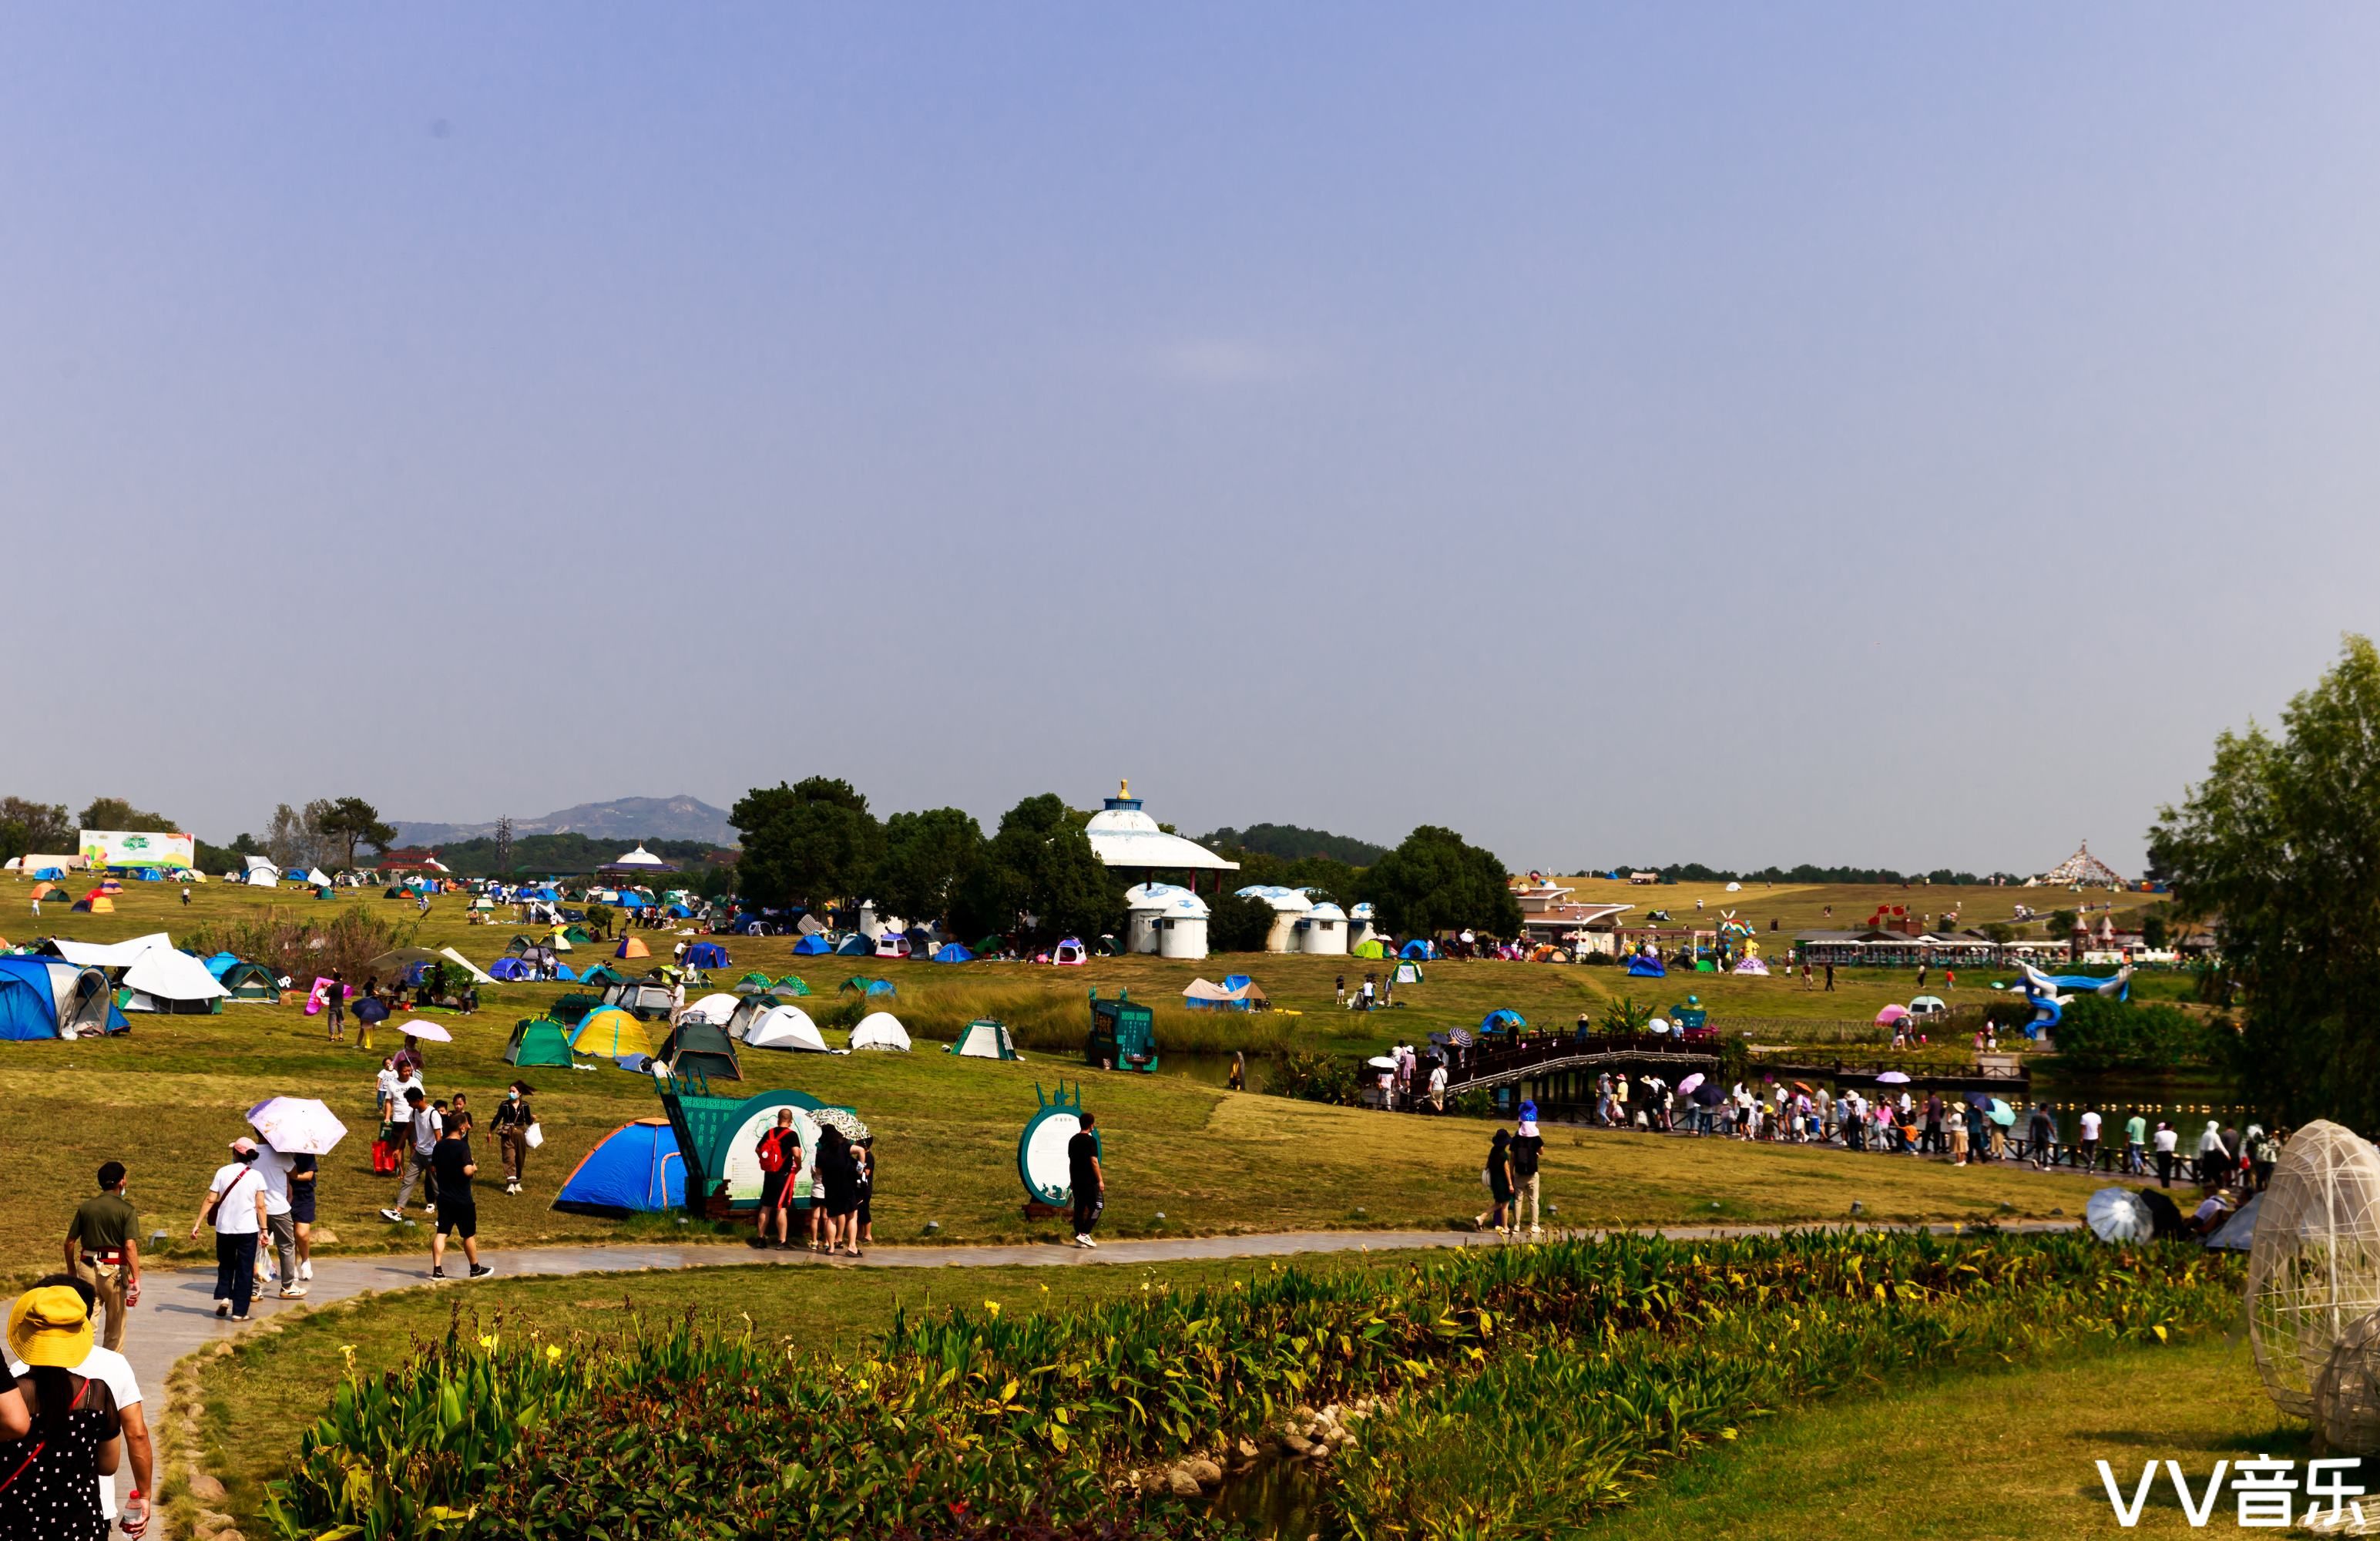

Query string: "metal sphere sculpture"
[[2247, 1120, 2380, 1425]]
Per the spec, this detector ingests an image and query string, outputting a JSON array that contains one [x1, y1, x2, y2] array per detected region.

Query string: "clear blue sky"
[[6, 6, 2375, 874]]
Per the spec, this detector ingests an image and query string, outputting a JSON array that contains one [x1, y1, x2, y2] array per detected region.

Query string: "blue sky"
[[5, 7, 2376, 874]]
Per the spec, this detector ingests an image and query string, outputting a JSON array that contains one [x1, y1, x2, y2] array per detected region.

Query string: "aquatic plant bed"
[[264, 1230, 2241, 1539]]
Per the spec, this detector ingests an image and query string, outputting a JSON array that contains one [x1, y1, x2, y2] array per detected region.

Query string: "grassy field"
[[1586, 1334, 2336, 1539], [2, 876, 2113, 1286]]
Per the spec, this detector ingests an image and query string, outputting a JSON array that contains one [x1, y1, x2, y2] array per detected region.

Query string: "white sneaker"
[[299, 1261, 312, 1281], [1075, 1234, 1096, 1248], [278, 1284, 308, 1299], [213, 1300, 229, 1318]]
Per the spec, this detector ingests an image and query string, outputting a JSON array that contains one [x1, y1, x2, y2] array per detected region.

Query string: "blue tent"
[[489, 958, 537, 982], [1223, 974, 1257, 992], [552, 1119, 685, 1217], [932, 943, 975, 963], [792, 934, 832, 956], [554, 962, 579, 982], [686, 942, 729, 970], [1480, 1009, 1526, 1032], [1626, 954, 1667, 978], [202, 952, 242, 980], [0, 969, 56, 1040], [834, 934, 871, 956], [1399, 939, 1437, 961], [616, 893, 647, 910]]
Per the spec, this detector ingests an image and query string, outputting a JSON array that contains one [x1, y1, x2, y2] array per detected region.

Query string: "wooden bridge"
[[1438, 1033, 1719, 1097]]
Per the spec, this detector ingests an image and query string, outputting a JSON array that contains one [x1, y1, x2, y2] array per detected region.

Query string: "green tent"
[[657, 1016, 742, 1083], [549, 992, 606, 1027], [506, 1017, 577, 1068], [734, 972, 775, 992], [219, 962, 281, 1002], [560, 925, 594, 945], [774, 974, 811, 995], [577, 964, 628, 989]]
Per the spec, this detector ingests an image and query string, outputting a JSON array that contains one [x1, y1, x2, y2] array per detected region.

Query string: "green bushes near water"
[[264, 1232, 2241, 1541]]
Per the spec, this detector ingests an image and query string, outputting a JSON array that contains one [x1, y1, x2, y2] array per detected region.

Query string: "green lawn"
[[1586, 1334, 2342, 1540]]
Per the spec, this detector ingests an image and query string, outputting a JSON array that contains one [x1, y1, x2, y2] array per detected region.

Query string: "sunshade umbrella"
[[246, 1097, 349, 1155], [1791, 1081, 1814, 1095], [1875, 1004, 1910, 1025], [811, 1106, 871, 1143], [1987, 1100, 2016, 1126], [1964, 1090, 1993, 1110], [1876, 1070, 1911, 1084], [1677, 1073, 1705, 1096], [2085, 1187, 2154, 1244], [1445, 1026, 1475, 1047], [395, 1018, 454, 1042], [354, 997, 390, 1026], [1693, 1084, 1725, 1106], [1365, 1056, 1399, 1070]]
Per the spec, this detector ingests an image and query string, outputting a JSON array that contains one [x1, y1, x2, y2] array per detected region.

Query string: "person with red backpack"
[[754, 1110, 801, 1251]]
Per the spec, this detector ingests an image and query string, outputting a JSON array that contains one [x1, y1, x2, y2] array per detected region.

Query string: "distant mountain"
[[1200, 823, 1388, 866], [390, 796, 737, 849]]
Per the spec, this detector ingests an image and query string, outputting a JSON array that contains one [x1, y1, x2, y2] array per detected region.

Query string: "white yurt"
[[1237, 886, 1314, 953], [1297, 901, 1350, 956], [1347, 902, 1378, 950], [744, 1005, 829, 1053], [1124, 882, 1210, 959], [850, 1011, 911, 1052]]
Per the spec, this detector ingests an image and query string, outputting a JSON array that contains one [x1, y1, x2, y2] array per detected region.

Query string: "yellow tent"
[[572, 1007, 650, 1059]]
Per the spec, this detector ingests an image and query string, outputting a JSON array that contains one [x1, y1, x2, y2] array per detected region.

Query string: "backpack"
[[757, 1130, 790, 1173]]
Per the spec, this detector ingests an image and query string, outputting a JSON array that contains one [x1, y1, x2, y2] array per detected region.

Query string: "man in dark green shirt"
[[64, 1161, 140, 1351]]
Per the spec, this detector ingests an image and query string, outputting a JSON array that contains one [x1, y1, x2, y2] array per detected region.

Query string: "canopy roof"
[[1123, 881, 1210, 918], [1084, 782, 1238, 872], [599, 845, 678, 874]]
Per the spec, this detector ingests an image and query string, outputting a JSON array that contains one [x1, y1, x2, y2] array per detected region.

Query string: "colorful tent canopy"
[[571, 1006, 650, 1059], [949, 1018, 1019, 1059], [506, 1017, 577, 1067], [552, 1120, 684, 1217]]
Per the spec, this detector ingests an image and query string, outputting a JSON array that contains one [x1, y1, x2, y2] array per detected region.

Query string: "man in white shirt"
[[2153, 1121, 2180, 1188], [8, 1271, 153, 1533], [1427, 1060, 1448, 1113], [2078, 1107, 2104, 1172], [190, 1138, 270, 1321], [383, 1087, 442, 1221], [253, 1143, 304, 1298]]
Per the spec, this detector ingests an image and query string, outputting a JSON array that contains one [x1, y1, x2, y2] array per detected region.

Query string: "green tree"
[[317, 797, 398, 870], [2150, 634, 2380, 1128], [955, 794, 1114, 946], [730, 777, 885, 910], [77, 797, 177, 832], [1358, 825, 1524, 939], [871, 808, 985, 928], [0, 797, 73, 864], [1207, 889, 1274, 953]]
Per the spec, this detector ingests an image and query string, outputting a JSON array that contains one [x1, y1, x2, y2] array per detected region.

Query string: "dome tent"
[[572, 1007, 650, 1060], [552, 1119, 684, 1217], [792, 934, 833, 956], [615, 936, 651, 960], [505, 1017, 577, 1067], [849, 1011, 911, 1052], [657, 1017, 742, 1083], [744, 1004, 829, 1053], [948, 1018, 1019, 1059]]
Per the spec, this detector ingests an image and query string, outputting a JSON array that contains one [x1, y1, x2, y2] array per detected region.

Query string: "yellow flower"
[[545, 1345, 564, 1362], [984, 1300, 1002, 1318], [478, 1334, 499, 1351], [338, 1345, 357, 1369]]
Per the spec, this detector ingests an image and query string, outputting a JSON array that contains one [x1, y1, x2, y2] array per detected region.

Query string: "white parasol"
[[246, 1097, 350, 1155]]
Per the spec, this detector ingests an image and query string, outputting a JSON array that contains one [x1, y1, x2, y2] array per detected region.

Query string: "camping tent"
[[685, 942, 730, 970], [505, 1017, 578, 1067], [1182, 977, 1259, 1012], [792, 934, 832, 956], [1626, 954, 1667, 978], [218, 962, 281, 1002], [773, 975, 811, 995], [488, 958, 539, 982], [122, 948, 231, 1014], [733, 972, 776, 994], [838, 977, 896, 997], [949, 1018, 1019, 1059], [572, 1007, 650, 1059], [1399, 939, 1438, 961], [683, 992, 743, 1025], [1391, 959, 1424, 985], [1052, 938, 1086, 965], [1351, 938, 1387, 959], [0, 972, 56, 1041], [657, 1017, 743, 1082], [552, 1120, 684, 1217], [1731, 955, 1770, 975], [849, 1011, 911, 1052], [932, 943, 974, 964], [743, 1004, 829, 1053], [615, 936, 651, 960], [72, 896, 113, 914], [576, 964, 627, 988], [1480, 1009, 1526, 1032], [834, 934, 871, 956]]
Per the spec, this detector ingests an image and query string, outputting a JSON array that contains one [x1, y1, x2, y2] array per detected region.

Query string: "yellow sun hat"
[[7, 1285, 92, 1369]]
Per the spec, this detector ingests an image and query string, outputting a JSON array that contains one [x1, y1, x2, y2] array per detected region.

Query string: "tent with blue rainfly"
[[834, 934, 872, 956], [685, 942, 729, 970], [488, 958, 538, 982], [1626, 954, 1667, 978], [552, 1119, 685, 1217], [0, 968, 59, 1040], [791, 934, 833, 956], [838, 977, 897, 997], [1480, 1009, 1526, 1033], [1399, 939, 1437, 961], [932, 943, 974, 963]]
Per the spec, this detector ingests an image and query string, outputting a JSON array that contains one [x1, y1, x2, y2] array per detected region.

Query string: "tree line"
[[0, 794, 396, 874], [730, 780, 1523, 949]]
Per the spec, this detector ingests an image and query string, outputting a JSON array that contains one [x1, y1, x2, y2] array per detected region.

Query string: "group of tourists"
[[373, 1052, 535, 1281], [751, 1109, 878, 1257], [1474, 1101, 1547, 1239]]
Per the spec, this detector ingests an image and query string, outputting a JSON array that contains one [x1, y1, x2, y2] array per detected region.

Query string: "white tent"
[[850, 1010, 912, 1052], [948, 1018, 1019, 1059], [437, 947, 497, 985], [243, 866, 279, 887], [123, 947, 231, 1010], [303, 868, 333, 887], [685, 992, 743, 1026], [49, 934, 174, 970], [744, 1005, 829, 1053]]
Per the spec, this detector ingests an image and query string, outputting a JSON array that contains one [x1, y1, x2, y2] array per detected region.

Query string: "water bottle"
[[120, 1489, 149, 1536]]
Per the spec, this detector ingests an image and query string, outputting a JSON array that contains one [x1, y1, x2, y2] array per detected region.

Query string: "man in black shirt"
[[428, 1123, 493, 1281], [1068, 1112, 1104, 1249]]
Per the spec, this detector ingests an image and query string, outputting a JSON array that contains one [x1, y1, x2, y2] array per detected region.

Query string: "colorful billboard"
[[79, 829, 196, 870]]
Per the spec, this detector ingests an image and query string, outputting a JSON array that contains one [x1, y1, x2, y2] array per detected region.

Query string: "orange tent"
[[29, 884, 65, 901], [615, 935, 650, 960]]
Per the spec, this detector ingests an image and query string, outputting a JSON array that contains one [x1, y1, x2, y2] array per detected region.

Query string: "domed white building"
[[1124, 882, 1210, 959], [1237, 885, 1314, 953], [1297, 901, 1349, 955], [1084, 781, 1240, 889], [1348, 901, 1378, 950]]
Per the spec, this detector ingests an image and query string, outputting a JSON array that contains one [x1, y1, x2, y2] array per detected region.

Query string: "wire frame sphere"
[[2313, 1308, 2380, 1456], [2247, 1120, 2380, 1420]]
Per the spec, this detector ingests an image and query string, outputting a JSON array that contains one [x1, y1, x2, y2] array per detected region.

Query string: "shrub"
[[185, 905, 418, 986], [1266, 1048, 1365, 1106], [1204, 891, 1274, 955], [2051, 993, 2224, 1073]]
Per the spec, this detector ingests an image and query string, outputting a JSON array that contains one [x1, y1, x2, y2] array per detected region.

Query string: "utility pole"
[[495, 815, 513, 877]]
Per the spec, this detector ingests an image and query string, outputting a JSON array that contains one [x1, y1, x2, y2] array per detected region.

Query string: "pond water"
[[1207, 1456, 1327, 1538]]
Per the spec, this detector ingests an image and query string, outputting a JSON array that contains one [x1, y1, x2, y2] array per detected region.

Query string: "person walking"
[[62, 1164, 139, 1353], [1509, 1103, 1546, 1238], [2078, 1106, 2103, 1172], [2123, 1110, 2148, 1176], [190, 1139, 269, 1322], [2195, 1121, 2231, 1187], [1068, 1112, 1104, 1248], [253, 1143, 303, 1299], [2028, 1105, 2056, 1169], [1922, 1093, 1943, 1156], [180, 883, 191, 908], [3, 1273, 149, 1536], [1427, 1058, 1448, 1113], [754, 1110, 799, 1249], [286, 1146, 317, 1284], [1227, 1051, 1246, 1093], [322, 969, 344, 1045], [1823, 963, 1835, 992], [380, 1087, 441, 1223], [2153, 1120, 2179, 1188], [490, 1083, 536, 1196], [1949, 1108, 1970, 1167], [1475, 1129, 1516, 1237], [1334, 975, 1346, 1007], [0, 1283, 128, 1540], [426, 1120, 490, 1281]]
